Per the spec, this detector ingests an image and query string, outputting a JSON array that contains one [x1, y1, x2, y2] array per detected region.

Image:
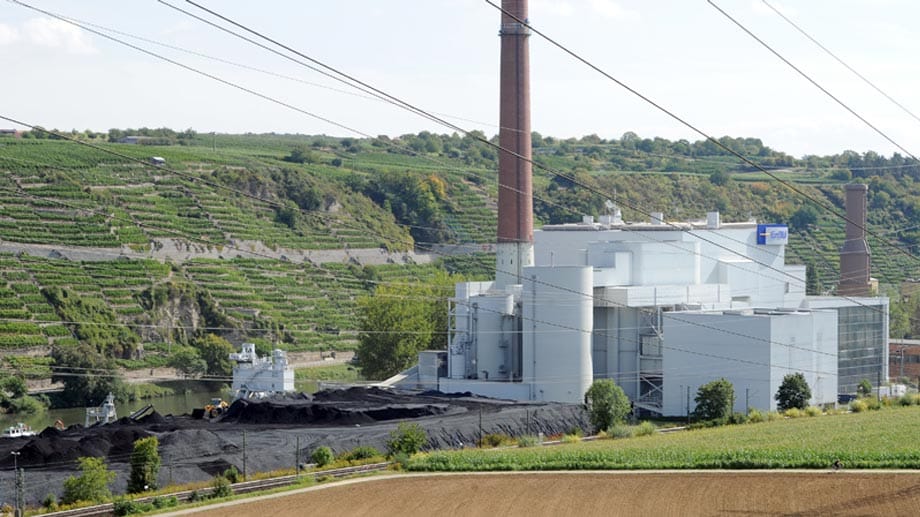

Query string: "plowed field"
[[182, 471, 920, 516]]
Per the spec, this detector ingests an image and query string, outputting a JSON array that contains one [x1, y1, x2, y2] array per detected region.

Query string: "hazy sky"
[[2, 1, 919, 157]]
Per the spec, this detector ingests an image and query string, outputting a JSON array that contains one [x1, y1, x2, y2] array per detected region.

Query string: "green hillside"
[[2, 130, 920, 381]]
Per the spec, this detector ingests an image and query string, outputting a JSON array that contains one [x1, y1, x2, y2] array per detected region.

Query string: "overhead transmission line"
[[760, 0, 920, 127], [158, 0, 845, 291], [1, 1, 816, 296], [52, 11, 521, 135], [707, 0, 919, 161], [1, 5, 893, 350], [3, 0, 898, 329], [0, 121, 841, 362], [6, 0, 894, 304], [482, 0, 920, 267]]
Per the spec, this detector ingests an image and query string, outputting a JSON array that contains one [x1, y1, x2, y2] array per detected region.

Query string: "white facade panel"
[[662, 313, 772, 416], [661, 310, 838, 416]]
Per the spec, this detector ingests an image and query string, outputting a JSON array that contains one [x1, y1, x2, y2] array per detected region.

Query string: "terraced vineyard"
[[2, 132, 920, 381], [0, 252, 482, 360]]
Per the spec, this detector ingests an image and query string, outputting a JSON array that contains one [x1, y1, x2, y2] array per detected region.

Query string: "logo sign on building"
[[757, 224, 788, 245]]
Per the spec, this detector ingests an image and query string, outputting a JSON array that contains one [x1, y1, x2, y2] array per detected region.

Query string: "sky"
[[1, 0, 919, 158]]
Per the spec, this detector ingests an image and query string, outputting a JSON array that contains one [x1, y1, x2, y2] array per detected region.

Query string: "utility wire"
[[484, 0, 920, 267], [0, 8, 889, 357], [9, 0, 903, 308], [162, 0, 842, 292], [708, 0, 918, 161], [760, 0, 920, 127]]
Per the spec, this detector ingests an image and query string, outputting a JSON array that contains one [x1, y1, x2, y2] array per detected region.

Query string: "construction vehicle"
[[204, 398, 229, 418]]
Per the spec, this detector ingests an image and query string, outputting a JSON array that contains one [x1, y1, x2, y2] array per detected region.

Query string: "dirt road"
[[175, 471, 920, 517]]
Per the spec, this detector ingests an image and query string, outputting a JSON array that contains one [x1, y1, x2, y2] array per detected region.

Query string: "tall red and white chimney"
[[495, 0, 534, 288], [838, 183, 871, 296]]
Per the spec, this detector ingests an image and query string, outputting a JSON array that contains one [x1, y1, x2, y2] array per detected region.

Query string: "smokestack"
[[839, 183, 871, 296], [495, 0, 534, 288]]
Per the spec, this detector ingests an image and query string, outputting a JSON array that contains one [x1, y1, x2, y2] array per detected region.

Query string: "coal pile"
[[222, 387, 454, 426], [2, 426, 151, 467], [0, 388, 590, 506]]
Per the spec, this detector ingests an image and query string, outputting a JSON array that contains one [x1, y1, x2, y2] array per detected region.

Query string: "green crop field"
[[409, 407, 920, 471]]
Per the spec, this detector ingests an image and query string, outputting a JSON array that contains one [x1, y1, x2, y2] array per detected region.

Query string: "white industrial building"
[[229, 343, 295, 400], [427, 209, 888, 416]]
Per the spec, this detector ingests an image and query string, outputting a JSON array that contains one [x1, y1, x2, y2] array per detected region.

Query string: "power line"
[[760, 0, 920, 127], [0, 121, 895, 356], [158, 1, 847, 293], [483, 0, 920, 268], [0, 9, 889, 364], [9, 0, 903, 311], [707, 0, 918, 161]]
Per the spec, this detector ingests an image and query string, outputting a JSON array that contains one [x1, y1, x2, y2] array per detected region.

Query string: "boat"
[[2, 423, 35, 438]]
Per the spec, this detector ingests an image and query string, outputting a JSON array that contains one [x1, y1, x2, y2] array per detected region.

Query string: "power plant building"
[[438, 210, 888, 415], [423, 0, 889, 416]]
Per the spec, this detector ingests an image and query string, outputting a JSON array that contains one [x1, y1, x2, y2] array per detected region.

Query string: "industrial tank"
[[522, 266, 593, 403]]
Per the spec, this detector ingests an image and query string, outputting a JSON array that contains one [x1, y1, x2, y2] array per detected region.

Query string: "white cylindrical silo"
[[522, 266, 593, 403], [474, 293, 514, 381]]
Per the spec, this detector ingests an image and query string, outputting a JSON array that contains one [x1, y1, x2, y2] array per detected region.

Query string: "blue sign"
[[757, 224, 788, 245]]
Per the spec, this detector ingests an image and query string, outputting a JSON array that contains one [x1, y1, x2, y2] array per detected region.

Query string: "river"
[[0, 386, 226, 433]]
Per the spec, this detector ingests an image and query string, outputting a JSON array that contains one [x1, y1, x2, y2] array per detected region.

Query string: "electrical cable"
[[760, 0, 920, 127], [707, 0, 918, 161], [483, 0, 920, 267], [161, 0, 911, 310], [6, 0, 899, 316], [0, 7, 892, 388]]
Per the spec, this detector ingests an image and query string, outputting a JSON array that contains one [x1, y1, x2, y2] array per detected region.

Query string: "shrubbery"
[[516, 435, 540, 448], [608, 424, 634, 439], [338, 446, 382, 462], [479, 433, 513, 448], [634, 421, 657, 437], [311, 446, 335, 467], [584, 379, 630, 432], [211, 475, 232, 498], [223, 465, 241, 483], [386, 423, 427, 457]]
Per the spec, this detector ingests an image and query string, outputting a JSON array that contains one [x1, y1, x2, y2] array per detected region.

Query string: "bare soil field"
[[184, 471, 920, 517]]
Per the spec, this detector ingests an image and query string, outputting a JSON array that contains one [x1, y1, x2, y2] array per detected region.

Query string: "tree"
[[193, 334, 235, 377], [62, 457, 116, 504], [584, 379, 630, 432], [0, 374, 47, 415], [356, 271, 456, 379], [386, 422, 427, 456], [168, 346, 207, 378], [709, 170, 731, 186], [51, 344, 124, 407], [775, 372, 812, 411], [128, 436, 160, 493], [693, 378, 734, 422], [283, 145, 318, 164], [789, 205, 819, 232], [857, 378, 872, 398]]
